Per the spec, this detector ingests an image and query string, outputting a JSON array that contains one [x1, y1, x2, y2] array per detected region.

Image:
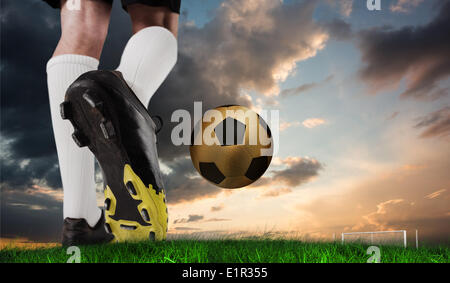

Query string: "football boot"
[[62, 210, 113, 246], [61, 70, 168, 242]]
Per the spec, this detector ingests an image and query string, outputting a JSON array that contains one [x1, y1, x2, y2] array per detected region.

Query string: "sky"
[[1, 0, 449, 244]]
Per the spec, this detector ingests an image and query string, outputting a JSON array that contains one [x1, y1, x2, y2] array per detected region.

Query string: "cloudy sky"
[[1, 0, 449, 244]]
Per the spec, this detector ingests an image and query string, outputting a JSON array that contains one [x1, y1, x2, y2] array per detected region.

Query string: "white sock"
[[47, 54, 101, 228], [117, 26, 178, 107]]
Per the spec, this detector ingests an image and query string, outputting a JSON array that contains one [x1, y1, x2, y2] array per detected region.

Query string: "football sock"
[[116, 26, 178, 108], [47, 54, 101, 228]]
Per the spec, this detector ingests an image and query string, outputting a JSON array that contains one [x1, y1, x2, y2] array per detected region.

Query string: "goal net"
[[341, 230, 407, 248]]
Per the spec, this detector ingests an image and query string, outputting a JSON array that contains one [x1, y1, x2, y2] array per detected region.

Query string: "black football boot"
[[62, 210, 114, 246], [60, 70, 168, 242]]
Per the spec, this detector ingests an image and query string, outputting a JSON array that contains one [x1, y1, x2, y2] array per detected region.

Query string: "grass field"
[[1, 239, 448, 263]]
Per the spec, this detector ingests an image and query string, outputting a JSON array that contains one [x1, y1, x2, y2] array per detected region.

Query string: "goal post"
[[341, 230, 407, 248]]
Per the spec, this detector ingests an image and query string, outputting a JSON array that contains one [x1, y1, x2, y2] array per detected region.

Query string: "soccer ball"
[[190, 105, 273, 189]]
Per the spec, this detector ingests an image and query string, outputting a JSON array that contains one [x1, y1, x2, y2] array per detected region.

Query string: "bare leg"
[[127, 4, 179, 37], [53, 0, 112, 58]]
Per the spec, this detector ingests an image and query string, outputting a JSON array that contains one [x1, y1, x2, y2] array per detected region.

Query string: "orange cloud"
[[302, 118, 326, 129], [425, 189, 447, 200], [357, 199, 407, 230], [339, 0, 353, 17], [401, 164, 426, 172], [26, 185, 63, 202], [258, 188, 292, 199], [280, 121, 301, 132], [390, 0, 424, 13]]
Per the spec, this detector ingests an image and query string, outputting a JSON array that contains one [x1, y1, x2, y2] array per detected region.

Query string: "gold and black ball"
[[190, 105, 273, 189]]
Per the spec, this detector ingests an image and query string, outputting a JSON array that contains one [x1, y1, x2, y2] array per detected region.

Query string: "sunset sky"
[[1, 0, 449, 244]]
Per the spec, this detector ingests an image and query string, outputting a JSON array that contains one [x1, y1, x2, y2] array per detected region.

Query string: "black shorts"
[[43, 0, 181, 14]]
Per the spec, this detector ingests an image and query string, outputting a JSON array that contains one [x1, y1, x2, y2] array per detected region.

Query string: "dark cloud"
[[173, 227, 201, 231], [280, 75, 333, 97], [1, 188, 63, 242], [0, 0, 60, 191], [386, 111, 400, 121], [245, 157, 324, 201], [204, 218, 231, 222], [258, 188, 292, 198], [0, 155, 61, 189], [173, 214, 204, 224], [357, 1, 450, 100], [414, 106, 450, 139], [210, 203, 224, 212], [163, 157, 222, 203], [172, 214, 231, 225], [322, 19, 352, 40], [281, 82, 318, 97], [272, 158, 323, 187], [253, 157, 323, 189]]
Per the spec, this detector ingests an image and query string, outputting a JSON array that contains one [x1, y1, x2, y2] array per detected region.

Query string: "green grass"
[[1, 240, 448, 263]]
